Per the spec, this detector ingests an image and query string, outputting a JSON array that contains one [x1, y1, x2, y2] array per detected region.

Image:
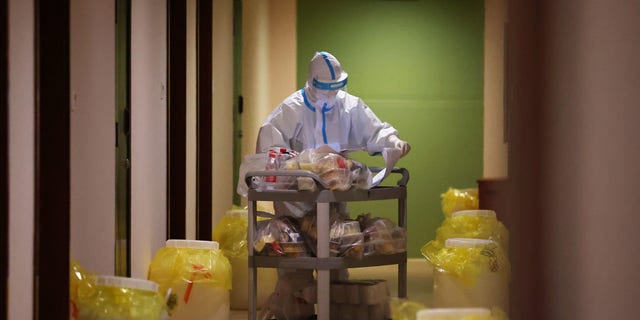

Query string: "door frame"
[[1, 0, 8, 316], [196, 0, 213, 240], [34, 0, 71, 317]]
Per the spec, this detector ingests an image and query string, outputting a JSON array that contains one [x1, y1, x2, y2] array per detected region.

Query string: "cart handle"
[[245, 167, 409, 190]]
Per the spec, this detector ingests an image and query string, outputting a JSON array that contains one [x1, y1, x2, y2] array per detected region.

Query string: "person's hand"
[[389, 135, 411, 157], [396, 140, 411, 157]]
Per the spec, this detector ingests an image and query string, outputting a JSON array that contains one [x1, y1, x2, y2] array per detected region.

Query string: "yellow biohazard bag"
[[213, 208, 249, 259], [70, 260, 167, 320], [425, 238, 510, 313], [148, 240, 231, 320], [212, 207, 278, 309], [421, 210, 509, 259], [440, 188, 479, 218], [424, 239, 509, 288]]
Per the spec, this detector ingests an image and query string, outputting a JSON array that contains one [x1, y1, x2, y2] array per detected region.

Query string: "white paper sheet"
[[371, 148, 403, 187]]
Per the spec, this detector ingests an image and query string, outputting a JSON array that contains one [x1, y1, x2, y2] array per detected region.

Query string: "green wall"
[[297, 0, 484, 258]]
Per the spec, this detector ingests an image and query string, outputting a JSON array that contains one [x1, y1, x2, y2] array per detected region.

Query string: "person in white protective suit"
[[255, 52, 411, 319], [257, 51, 410, 218]]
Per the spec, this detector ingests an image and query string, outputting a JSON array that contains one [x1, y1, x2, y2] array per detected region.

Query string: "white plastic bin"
[[417, 308, 491, 320], [432, 238, 509, 313], [148, 239, 231, 320], [75, 275, 167, 320]]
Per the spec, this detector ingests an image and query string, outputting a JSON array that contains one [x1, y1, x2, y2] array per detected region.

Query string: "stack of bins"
[[422, 209, 510, 316]]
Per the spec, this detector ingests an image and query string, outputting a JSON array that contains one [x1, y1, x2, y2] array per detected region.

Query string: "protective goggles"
[[312, 78, 348, 90]]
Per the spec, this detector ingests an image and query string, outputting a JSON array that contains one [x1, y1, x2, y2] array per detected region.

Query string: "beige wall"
[[212, 0, 235, 226], [186, 0, 197, 240], [483, 0, 508, 178], [241, 0, 297, 160], [69, 0, 116, 276], [8, 0, 35, 318], [130, 0, 168, 279]]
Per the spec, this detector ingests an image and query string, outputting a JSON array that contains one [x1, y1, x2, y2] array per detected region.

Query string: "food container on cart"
[[148, 240, 231, 319], [431, 238, 509, 313]]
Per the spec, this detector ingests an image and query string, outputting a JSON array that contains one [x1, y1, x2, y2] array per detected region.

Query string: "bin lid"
[[451, 209, 496, 218], [417, 308, 491, 319], [94, 275, 159, 293], [166, 239, 220, 250], [445, 238, 495, 249]]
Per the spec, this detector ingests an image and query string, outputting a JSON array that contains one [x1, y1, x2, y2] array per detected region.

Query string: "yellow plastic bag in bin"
[[421, 210, 509, 258], [441, 188, 479, 218], [424, 238, 510, 287], [148, 239, 231, 320], [426, 239, 510, 313], [70, 260, 167, 320]]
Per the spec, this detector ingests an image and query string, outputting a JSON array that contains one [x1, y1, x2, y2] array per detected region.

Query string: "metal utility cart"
[[246, 168, 409, 320]]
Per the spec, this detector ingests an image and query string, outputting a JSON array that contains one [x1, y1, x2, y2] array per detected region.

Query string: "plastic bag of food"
[[237, 153, 270, 196], [357, 213, 406, 256], [296, 148, 372, 191], [70, 261, 168, 320], [237, 149, 300, 194], [297, 208, 363, 257], [440, 188, 479, 218], [421, 210, 509, 259], [254, 216, 311, 257], [148, 240, 231, 320]]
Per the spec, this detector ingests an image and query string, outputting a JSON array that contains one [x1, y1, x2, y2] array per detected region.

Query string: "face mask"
[[316, 90, 338, 107]]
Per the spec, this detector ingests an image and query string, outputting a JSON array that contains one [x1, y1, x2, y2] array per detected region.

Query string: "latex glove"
[[389, 135, 411, 157]]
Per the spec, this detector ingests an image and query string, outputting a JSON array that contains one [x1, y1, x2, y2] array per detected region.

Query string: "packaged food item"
[[254, 216, 311, 257], [237, 153, 269, 196], [329, 220, 364, 258], [429, 238, 510, 313], [357, 213, 406, 256], [148, 240, 231, 320], [298, 210, 364, 258]]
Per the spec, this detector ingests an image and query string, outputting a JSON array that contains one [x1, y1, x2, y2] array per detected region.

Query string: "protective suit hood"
[[305, 51, 348, 107]]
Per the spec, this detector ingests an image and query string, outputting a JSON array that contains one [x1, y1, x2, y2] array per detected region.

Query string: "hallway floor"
[[229, 258, 433, 319]]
